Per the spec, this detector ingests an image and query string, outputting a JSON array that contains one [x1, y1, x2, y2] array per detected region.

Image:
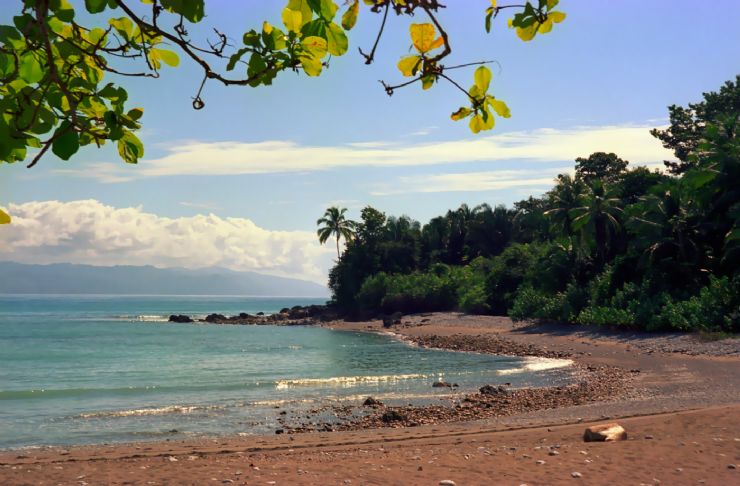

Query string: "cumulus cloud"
[[56, 123, 673, 182], [0, 200, 333, 284]]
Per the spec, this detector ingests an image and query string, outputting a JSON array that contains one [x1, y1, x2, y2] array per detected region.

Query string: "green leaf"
[[341, 0, 359, 30], [160, 0, 204, 23], [52, 0, 75, 22], [51, 124, 80, 160], [474, 66, 491, 92], [127, 107, 144, 120], [309, 0, 338, 20], [84, 0, 107, 13], [109, 17, 133, 39], [18, 53, 43, 84], [421, 75, 435, 90], [150, 48, 179, 67], [300, 54, 322, 76], [117, 130, 144, 164], [325, 22, 348, 56], [0, 209, 10, 225]]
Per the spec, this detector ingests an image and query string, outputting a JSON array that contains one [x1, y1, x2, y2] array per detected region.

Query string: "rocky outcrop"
[[168, 314, 193, 323]]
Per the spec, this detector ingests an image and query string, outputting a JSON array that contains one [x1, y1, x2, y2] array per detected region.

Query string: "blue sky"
[[1, 1, 739, 283]]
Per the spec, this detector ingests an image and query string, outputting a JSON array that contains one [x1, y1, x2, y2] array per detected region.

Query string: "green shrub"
[[509, 287, 566, 322], [576, 306, 635, 328], [653, 276, 740, 332]]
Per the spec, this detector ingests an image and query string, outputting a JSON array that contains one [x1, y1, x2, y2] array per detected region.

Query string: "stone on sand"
[[583, 423, 627, 442]]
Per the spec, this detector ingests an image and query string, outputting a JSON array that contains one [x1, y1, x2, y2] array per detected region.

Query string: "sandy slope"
[[2, 313, 739, 485]]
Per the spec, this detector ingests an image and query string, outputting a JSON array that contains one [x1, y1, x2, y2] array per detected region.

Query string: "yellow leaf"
[[474, 66, 492, 92], [282, 7, 303, 33], [450, 107, 471, 121], [409, 23, 437, 54], [515, 24, 537, 41], [487, 97, 511, 118], [429, 36, 444, 51], [490, 0, 497, 7], [263, 21, 273, 34], [482, 109, 495, 129], [397, 55, 421, 77], [0, 209, 10, 224], [550, 11, 566, 23], [538, 18, 553, 34], [469, 114, 484, 134], [302, 36, 328, 57], [300, 55, 323, 76]]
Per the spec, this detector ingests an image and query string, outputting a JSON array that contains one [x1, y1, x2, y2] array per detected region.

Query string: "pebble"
[[728, 464, 737, 469], [644, 435, 654, 440], [167, 456, 178, 462], [571, 472, 582, 478], [439, 481, 456, 486], [549, 450, 560, 456], [676, 468, 683, 473], [536, 460, 546, 465]]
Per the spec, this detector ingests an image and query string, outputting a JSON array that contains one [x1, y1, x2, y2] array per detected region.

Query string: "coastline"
[[2, 312, 739, 485]]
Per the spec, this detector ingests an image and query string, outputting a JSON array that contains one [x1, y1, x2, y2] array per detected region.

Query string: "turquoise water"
[[0, 295, 574, 449]]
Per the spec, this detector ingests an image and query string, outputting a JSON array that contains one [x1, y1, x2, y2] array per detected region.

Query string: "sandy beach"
[[2, 313, 739, 485]]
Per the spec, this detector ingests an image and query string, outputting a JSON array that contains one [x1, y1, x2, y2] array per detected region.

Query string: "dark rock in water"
[[381, 410, 406, 423], [363, 397, 383, 407], [168, 314, 193, 323], [257, 311, 265, 316], [479, 384, 509, 395], [238, 313, 251, 319], [204, 313, 227, 323], [432, 381, 452, 388]]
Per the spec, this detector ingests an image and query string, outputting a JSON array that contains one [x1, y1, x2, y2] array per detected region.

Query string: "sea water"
[[0, 295, 574, 449]]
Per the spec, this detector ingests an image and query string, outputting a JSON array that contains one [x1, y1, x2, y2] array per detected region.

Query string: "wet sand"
[[2, 313, 739, 485]]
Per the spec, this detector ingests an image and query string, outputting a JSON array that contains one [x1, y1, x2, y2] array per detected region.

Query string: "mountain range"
[[0, 262, 329, 297]]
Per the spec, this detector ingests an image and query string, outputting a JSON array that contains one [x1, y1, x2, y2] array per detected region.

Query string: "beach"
[[2, 312, 739, 485]]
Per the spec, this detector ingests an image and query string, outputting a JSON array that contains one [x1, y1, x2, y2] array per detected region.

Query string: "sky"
[[1, 0, 739, 285]]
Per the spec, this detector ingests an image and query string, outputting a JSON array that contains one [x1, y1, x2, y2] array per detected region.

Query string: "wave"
[[76, 404, 222, 419], [497, 357, 573, 375], [275, 373, 429, 390]]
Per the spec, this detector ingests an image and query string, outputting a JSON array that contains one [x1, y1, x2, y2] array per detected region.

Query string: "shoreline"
[[2, 312, 739, 484]]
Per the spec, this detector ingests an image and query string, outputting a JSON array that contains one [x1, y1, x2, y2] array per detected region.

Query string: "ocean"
[[0, 295, 574, 449]]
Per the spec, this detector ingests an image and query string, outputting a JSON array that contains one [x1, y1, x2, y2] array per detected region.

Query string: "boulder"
[[204, 313, 227, 323], [432, 381, 452, 388], [168, 314, 193, 323], [363, 397, 383, 407], [382, 315, 394, 328], [381, 410, 406, 423], [583, 423, 627, 442], [479, 385, 508, 395]]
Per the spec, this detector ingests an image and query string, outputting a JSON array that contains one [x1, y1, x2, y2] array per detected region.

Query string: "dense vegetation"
[[323, 76, 740, 333]]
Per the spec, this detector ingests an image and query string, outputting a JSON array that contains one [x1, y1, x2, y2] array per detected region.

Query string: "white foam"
[[77, 404, 218, 418], [275, 373, 429, 390], [497, 357, 573, 375]]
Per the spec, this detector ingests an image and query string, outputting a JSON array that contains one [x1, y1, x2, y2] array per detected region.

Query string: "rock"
[[167, 456, 178, 462], [391, 311, 403, 324], [363, 397, 383, 407], [728, 464, 737, 469], [382, 315, 394, 328], [536, 460, 546, 465], [275, 429, 284, 434], [433, 381, 452, 388], [381, 410, 406, 423], [571, 472, 582, 478], [204, 313, 227, 323], [168, 314, 193, 323], [479, 384, 508, 395], [548, 450, 560, 456], [439, 481, 456, 486], [583, 423, 627, 442]]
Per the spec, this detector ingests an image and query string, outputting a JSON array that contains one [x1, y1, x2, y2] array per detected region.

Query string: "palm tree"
[[544, 174, 586, 236], [317, 206, 357, 259], [569, 181, 623, 266]]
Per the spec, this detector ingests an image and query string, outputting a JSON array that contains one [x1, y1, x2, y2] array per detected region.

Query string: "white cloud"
[[371, 168, 573, 195], [0, 200, 333, 284], [57, 123, 673, 182]]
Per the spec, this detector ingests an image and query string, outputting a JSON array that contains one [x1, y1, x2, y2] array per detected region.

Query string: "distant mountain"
[[0, 262, 329, 297]]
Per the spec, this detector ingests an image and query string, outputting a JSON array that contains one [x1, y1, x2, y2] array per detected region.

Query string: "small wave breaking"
[[76, 404, 222, 419], [275, 373, 429, 390], [497, 357, 573, 375]]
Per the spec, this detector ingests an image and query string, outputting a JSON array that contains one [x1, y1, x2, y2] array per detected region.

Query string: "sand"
[[2, 313, 739, 485]]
